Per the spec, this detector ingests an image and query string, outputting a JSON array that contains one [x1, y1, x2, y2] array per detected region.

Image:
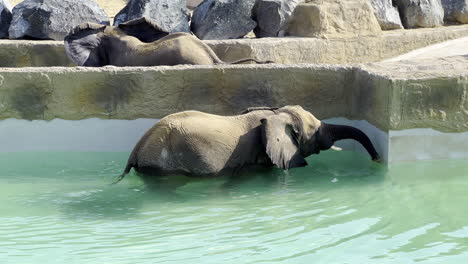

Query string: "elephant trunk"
[[318, 123, 381, 162]]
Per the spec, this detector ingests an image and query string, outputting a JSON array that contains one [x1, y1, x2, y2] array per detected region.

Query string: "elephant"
[[64, 17, 272, 67], [114, 106, 380, 183]]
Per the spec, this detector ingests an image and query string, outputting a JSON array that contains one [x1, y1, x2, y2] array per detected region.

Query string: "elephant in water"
[[114, 106, 380, 183], [64, 18, 272, 67]]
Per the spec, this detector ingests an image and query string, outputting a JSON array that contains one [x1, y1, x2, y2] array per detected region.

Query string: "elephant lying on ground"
[[64, 18, 272, 66], [114, 106, 380, 183]]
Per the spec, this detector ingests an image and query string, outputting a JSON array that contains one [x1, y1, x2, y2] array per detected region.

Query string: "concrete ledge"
[[0, 56, 466, 133], [1, 25, 468, 67], [357, 56, 468, 133], [0, 41, 73, 67], [0, 56, 466, 162], [0, 64, 354, 121], [209, 25, 468, 64]]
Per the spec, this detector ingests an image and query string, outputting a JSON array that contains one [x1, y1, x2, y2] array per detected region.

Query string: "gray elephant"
[[114, 106, 380, 183], [64, 18, 272, 67]]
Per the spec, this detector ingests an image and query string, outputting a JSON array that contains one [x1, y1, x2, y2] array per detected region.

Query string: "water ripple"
[[0, 152, 467, 263]]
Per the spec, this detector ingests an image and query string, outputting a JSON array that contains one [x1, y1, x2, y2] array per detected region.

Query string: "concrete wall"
[[0, 56, 466, 162], [1, 25, 468, 67], [1, 57, 466, 132], [0, 65, 354, 121], [0, 41, 71, 68]]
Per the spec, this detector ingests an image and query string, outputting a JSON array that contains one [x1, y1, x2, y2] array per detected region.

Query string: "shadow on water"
[[58, 150, 386, 219]]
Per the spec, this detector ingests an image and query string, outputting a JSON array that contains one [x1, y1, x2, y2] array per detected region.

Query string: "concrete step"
[[1, 25, 468, 67]]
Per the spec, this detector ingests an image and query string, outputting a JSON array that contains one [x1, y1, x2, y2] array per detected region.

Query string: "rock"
[[116, 17, 170, 43], [0, 0, 12, 38], [191, 0, 257, 40], [253, 0, 303, 37], [113, 0, 190, 33], [282, 0, 382, 38], [441, 0, 468, 23], [187, 0, 203, 9], [394, 0, 444, 28], [369, 0, 403, 30], [8, 0, 109, 40]]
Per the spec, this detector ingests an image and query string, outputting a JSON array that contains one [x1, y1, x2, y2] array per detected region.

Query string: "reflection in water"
[[0, 151, 467, 263]]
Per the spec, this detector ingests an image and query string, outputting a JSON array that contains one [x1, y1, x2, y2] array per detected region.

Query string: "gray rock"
[[191, 0, 257, 40], [369, 0, 403, 30], [187, 0, 203, 9], [113, 0, 190, 33], [394, 0, 444, 28], [0, 0, 12, 38], [253, 0, 303, 37], [441, 0, 468, 23], [9, 0, 109, 40]]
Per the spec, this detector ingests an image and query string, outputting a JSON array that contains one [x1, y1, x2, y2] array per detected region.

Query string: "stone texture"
[[191, 0, 257, 40], [8, 0, 110, 40], [441, 0, 468, 23], [113, 0, 190, 34], [252, 0, 303, 37], [1, 57, 467, 163], [208, 25, 468, 63], [0, 0, 12, 38], [0, 56, 467, 134], [394, 0, 444, 28], [1, 25, 468, 67], [10, 0, 127, 20], [0, 65, 353, 123], [369, 0, 403, 30], [0, 40, 74, 67], [384, 36, 468, 61], [282, 0, 382, 38], [187, 0, 203, 9], [356, 56, 468, 132]]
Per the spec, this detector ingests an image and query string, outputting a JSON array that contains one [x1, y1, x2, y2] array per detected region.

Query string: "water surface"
[[0, 151, 467, 263]]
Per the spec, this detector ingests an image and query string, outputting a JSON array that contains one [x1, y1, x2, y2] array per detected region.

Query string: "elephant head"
[[64, 18, 168, 66], [260, 106, 380, 169]]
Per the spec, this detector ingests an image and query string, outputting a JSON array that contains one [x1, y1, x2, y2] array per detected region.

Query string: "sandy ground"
[[10, 0, 129, 18]]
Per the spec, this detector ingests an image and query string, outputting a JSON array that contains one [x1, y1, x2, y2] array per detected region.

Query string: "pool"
[[0, 151, 467, 263]]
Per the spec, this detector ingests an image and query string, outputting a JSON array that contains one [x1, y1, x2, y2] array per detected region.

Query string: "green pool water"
[[0, 151, 467, 263]]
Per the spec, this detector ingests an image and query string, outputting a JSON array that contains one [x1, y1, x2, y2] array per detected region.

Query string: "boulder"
[[191, 0, 257, 40], [187, 0, 203, 9], [393, 0, 444, 28], [282, 0, 382, 38], [0, 0, 12, 38], [369, 0, 403, 30], [441, 0, 468, 23], [253, 0, 303, 37], [8, 0, 109, 40], [113, 0, 190, 33]]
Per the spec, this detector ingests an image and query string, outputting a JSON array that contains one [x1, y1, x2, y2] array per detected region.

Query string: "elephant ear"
[[117, 17, 169, 43], [261, 113, 308, 170], [64, 23, 108, 66]]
